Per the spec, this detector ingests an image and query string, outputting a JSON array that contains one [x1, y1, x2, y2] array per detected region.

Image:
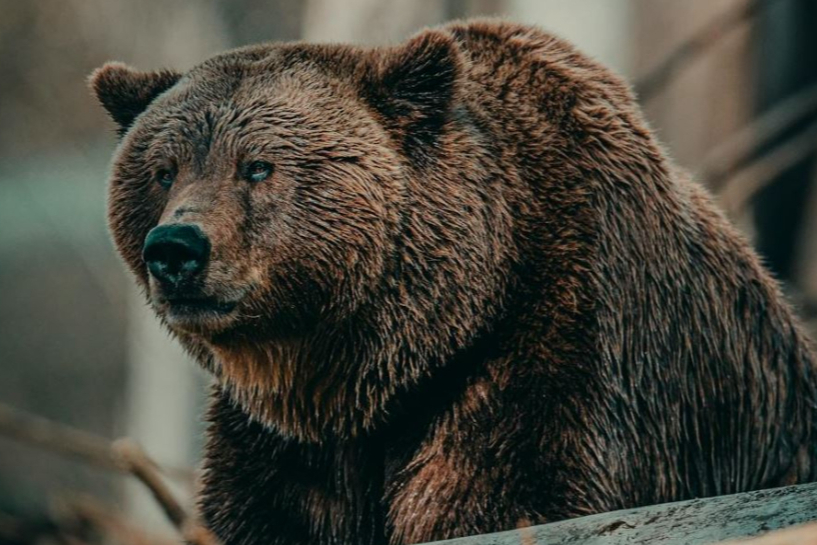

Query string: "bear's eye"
[[243, 161, 274, 183], [155, 168, 176, 189]]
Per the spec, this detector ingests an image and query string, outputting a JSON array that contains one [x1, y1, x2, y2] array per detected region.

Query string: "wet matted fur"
[[91, 19, 817, 545]]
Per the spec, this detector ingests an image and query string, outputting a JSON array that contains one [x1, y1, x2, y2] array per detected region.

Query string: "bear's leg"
[[199, 388, 386, 545], [381, 379, 618, 544]]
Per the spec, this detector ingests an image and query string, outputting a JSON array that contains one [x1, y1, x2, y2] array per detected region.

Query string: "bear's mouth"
[[159, 295, 240, 331]]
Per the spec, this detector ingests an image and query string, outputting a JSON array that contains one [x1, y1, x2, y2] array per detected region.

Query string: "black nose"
[[143, 224, 210, 286]]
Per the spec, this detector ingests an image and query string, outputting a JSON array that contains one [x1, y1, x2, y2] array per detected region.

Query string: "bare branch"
[[636, 0, 776, 102], [57, 496, 179, 545], [112, 439, 190, 530], [0, 402, 123, 471], [717, 121, 817, 216], [0, 402, 195, 482], [701, 82, 817, 190], [0, 402, 218, 545]]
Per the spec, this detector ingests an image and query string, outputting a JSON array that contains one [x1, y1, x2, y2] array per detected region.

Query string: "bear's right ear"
[[364, 30, 463, 150], [89, 62, 181, 135]]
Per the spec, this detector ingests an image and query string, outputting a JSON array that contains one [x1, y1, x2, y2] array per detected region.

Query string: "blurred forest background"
[[1, 0, 816, 543]]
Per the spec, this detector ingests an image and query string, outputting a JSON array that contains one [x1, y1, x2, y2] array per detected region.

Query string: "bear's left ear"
[[89, 62, 182, 135], [365, 30, 463, 148]]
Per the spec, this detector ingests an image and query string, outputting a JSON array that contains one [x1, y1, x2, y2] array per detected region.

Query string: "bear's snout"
[[143, 224, 210, 288]]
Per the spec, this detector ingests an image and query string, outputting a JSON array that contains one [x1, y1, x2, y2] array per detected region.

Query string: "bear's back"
[[443, 18, 817, 507]]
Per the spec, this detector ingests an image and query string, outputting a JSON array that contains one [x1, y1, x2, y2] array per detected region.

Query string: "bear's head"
[[91, 30, 513, 439]]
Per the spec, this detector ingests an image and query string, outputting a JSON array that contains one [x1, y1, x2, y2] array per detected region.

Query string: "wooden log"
[[726, 522, 817, 544], [426, 483, 817, 545]]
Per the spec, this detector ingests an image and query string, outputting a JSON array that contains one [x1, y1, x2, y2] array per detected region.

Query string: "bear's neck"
[[203, 287, 509, 442]]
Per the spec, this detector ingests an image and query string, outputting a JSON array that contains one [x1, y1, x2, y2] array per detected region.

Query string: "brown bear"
[[90, 19, 817, 545]]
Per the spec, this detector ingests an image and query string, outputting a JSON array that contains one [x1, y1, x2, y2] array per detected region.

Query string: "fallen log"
[[427, 483, 817, 545], [727, 522, 817, 544]]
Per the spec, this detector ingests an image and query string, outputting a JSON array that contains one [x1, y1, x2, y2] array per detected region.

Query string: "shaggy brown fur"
[[91, 19, 817, 545]]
